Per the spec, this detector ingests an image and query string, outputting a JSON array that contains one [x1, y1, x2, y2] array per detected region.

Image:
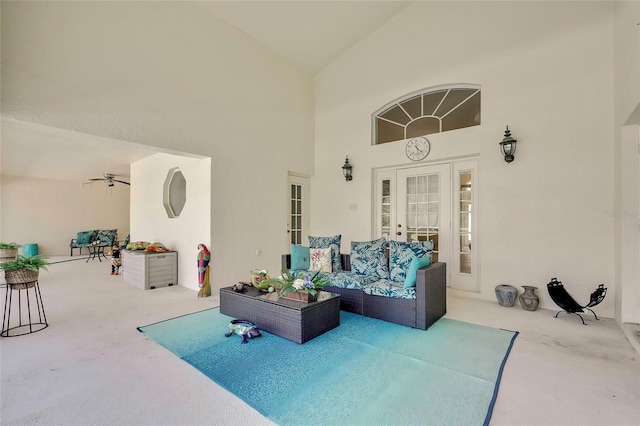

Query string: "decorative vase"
[[495, 285, 518, 307], [281, 290, 319, 303], [250, 269, 270, 291], [519, 286, 539, 311]]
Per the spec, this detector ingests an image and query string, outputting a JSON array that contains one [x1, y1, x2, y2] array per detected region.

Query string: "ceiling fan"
[[85, 173, 130, 187]]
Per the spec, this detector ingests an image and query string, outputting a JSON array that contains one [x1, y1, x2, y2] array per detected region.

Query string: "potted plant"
[[0, 242, 21, 260], [262, 270, 330, 303], [0, 254, 49, 289]]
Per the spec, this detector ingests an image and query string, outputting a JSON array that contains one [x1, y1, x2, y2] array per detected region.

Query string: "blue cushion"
[[363, 279, 416, 299], [308, 235, 342, 271], [76, 231, 93, 245], [389, 240, 434, 282], [290, 244, 310, 270], [350, 238, 388, 279], [404, 255, 432, 288], [319, 271, 378, 290]]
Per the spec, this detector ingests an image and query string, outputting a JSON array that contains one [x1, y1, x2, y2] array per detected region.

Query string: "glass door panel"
[[287, 174, 309, 248], [459, 171, 472, 274], [290, 184, 302, 245], [374, 170, 395, 242], [452, 160, 478, 291], [381, 179, 392, 240], [397, 164, 450, 274]]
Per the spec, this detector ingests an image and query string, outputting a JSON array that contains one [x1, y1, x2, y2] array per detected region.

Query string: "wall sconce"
[[499, 126, 517, 163], [342, 156, 353, 181]]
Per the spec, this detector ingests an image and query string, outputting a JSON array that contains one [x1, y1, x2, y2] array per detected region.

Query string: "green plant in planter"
[[0, 242, 22, 250], [0, 255, 49, 272]]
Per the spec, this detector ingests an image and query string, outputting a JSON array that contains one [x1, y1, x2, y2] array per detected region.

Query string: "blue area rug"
[[138, 308, 518, 426]]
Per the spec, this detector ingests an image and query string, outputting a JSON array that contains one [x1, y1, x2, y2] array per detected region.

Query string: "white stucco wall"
[[313, 1, 617, 315], [130, 153, 210, 291], [0, 175, 130, 255], [614, 1, 640, 324], [1, 2, 316, 290]]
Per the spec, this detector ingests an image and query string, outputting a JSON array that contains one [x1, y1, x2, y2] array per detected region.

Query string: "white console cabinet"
[[122, 250, 178, 290]]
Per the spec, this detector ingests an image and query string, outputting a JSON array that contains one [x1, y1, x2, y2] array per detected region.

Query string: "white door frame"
[[287, 173, 310, 249], [373, 159, 479, 291]]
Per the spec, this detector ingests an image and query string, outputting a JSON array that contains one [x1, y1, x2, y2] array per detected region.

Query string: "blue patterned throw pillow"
[[290, 244, 310, 270], [389, 240, 434, 282], [96, 229, 118, 246], [404, 255, 432, 288], [308, 234, 342, 271], [350, 238, 388, 279]]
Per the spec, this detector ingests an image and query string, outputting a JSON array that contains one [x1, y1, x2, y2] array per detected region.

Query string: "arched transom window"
[[372, 85, 481, 145]]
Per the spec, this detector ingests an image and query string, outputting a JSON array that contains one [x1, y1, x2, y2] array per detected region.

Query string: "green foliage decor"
[[0, 242, 22, 250], [0, 255, 49, 272], [262, 270, 330, 297]]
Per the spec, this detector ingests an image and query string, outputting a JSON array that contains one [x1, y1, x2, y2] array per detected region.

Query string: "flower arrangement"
[[262, 270, 330, 298]]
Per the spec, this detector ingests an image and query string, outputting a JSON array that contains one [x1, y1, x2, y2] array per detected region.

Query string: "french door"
[[374, 159, 478, 291], [396, 165, 451, 272], [287, 174, 309, 247]]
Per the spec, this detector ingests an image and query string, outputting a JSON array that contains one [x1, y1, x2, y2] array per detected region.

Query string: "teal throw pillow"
[[350, 238, 388, 279], [404, 255, 432, 288], [290, 244, 310, 270], [76, 231, 93, 245]]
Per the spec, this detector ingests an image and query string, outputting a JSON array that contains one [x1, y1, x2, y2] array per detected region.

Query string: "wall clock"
[[406, 136, 430, 161]]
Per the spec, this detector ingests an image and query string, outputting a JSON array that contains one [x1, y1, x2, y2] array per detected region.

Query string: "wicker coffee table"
[[220, 286, 340, 344]]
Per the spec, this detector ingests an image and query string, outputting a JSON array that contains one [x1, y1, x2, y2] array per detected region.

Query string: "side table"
[[86, 244, 108, 262], [1, 280, 48, 337]]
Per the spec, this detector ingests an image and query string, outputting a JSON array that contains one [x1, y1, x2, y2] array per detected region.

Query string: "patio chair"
[[547, 277, 607, 325]]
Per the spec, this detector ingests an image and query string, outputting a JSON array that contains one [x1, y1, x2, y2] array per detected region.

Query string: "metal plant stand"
[[1, 280, 48, 337]]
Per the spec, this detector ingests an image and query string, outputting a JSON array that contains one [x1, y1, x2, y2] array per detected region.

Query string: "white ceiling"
[[1, 118, 163, 183], [0, 1, 411, 183], [196, 1, 411, 74]]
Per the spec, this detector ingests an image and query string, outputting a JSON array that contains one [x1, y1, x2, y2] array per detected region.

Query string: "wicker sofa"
[[69, 229, 119, 256], [281, 253, 447, 330]]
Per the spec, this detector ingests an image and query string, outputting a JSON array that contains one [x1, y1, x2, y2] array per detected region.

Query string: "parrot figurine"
[[197, 243, 211, 298]]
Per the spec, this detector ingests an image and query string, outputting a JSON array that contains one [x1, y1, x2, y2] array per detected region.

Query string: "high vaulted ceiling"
[[1, 1, 411, 183], [196, 1, 411, 74]]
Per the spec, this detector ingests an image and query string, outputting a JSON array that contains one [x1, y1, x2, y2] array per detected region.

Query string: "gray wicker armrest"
[[415, 262, 447, 329], [281, 254, 291, 273]]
